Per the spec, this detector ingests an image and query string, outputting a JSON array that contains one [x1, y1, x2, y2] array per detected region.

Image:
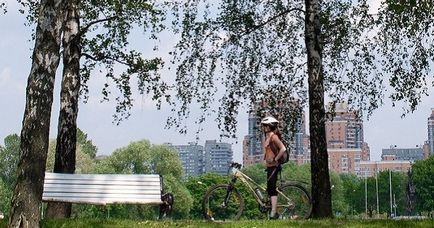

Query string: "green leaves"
[[412, 156, 434, 212], [76, 128, 98, 159], [0, 134, 20, 187], [170, 0, 310, 137], [376, 0, 434, 114], [91, 139, 190, 217], [75, 0, 169, 124]]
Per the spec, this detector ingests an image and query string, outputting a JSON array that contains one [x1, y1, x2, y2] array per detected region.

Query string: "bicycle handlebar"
[[229, 161, 242, 169]]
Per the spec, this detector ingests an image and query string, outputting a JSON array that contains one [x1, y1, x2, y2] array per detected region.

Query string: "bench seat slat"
[[44, 173, 161, 181], [42, 197, 163, 205], [43, 179, 161, 186], [42, 172, 165, 206], [43, 192, 161, 199], [44, 185, 161, 194], [43, 188, 161, 195]]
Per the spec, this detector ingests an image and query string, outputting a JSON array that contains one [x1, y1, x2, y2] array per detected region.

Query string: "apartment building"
[[358, 161, 412, 177], [381, 146, 425, 162], [204, 140, 233, 175], [428, 108, 434, 156], [328, 148, 362, 174], [325, 103, 364, 150], [166, 142, 204, 177], [243, 99, 307, 166]]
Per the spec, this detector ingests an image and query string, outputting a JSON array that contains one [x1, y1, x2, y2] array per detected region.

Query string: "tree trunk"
[[8, 1, 65, 227], [305, 0, 333, 218], [45, 0, 80, 219]]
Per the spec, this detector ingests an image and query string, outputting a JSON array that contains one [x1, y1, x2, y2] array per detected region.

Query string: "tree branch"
[[239, 8, 305, 38], [81, 53, 129, 66], [80, 16, 118, 36]]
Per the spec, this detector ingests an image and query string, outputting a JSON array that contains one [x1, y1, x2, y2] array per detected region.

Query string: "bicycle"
[[202, 162, 312, 222]]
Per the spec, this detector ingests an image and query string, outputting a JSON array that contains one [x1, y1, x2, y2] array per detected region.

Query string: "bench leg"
[[159, 193, 174, 219]]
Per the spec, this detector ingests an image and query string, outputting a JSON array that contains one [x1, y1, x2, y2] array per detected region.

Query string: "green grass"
[[1, 219, 433, 228]]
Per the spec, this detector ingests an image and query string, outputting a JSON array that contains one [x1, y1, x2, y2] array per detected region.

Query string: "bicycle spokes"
[[277, 184, 312, 219], [202, 184, 244, 222]]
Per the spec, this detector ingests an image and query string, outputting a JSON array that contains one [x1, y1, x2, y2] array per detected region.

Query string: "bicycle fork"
[[223, 177, 237, 207]]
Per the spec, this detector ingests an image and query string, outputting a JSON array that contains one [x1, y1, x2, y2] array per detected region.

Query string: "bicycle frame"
[[203, 162, 312, 221], [230, 166, 293, 209]]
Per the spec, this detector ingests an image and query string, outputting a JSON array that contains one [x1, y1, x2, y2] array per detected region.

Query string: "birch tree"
[[4, 0, 171, 219], [46, 0, 169, 218], [168, 0, 434, 217], [169, 0, 381, 218], [8, 0, 66, 227], [45, 0, 80, 218]]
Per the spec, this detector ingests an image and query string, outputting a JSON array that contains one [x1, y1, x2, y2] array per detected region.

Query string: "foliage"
[[0, 178, 12, 218], [10, 0, 172, 122], [0, 134, 20, 217], [76, 128, 98, 159], [330, 171, 347, 216], [340, 173, 361, 215], [0, 134, 20, 186], [379, 171, 407, 216], [184, 173, 227, 219], [92, 158, 117, 174], [46, 140, 95, 174], [242, 163, 267, 185], [340, 171, 408, 217], [102, 140, 153, 174], [96, 140, 183, 177], [412, 156, 434, 213], [166, 0, 384, 137], [167, 0, 434, 217], [78, 0, 172, 122], [375, 1, 434, 113], [281, 162, 311, 184], [81, 140, 190, 219], [163, 174, 193, 219], [167, 0, 380, 218]]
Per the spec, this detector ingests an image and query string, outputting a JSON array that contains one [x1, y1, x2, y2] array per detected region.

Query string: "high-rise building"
[[242, 99, 307, 166], [361, 142, 370, 161], [204, 140, 233, 175], [324, 103, 371, 174], [243, 113, 263, 165], [166, 142, 204, 177], [428, 108, 434, 156], [328, 148, 362, 174], [423, 141, 431, 159], [325, 103, 364, 149]]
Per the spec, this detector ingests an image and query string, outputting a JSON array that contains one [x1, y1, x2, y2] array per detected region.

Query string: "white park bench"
[[42, 172, 174, 218]]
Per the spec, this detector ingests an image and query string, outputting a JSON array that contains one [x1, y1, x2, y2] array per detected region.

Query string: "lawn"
[[1, 219, 432, 228]]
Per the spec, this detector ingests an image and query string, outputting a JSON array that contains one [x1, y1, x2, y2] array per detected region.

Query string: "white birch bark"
[[8, 0, 65, 227]]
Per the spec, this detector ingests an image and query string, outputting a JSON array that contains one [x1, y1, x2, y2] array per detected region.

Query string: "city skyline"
[[1, 1, 433, 163]]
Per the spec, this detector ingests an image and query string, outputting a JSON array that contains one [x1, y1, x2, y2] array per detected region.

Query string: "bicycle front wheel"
[[277, 183, 312, 219], [202, 184, 244, 222]]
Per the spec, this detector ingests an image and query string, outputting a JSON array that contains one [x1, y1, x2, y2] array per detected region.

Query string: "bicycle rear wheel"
[[202, 184, 244, 222], [277, 183, 312, 219]]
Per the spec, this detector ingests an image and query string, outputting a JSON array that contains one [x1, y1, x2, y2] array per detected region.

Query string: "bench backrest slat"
[[42, 173, 164, 205]]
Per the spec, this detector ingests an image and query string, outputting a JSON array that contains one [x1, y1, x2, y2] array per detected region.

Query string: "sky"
[[1, 0, 433, 163]]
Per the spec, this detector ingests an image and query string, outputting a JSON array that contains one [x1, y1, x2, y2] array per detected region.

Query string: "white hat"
[[261, 116, 279, 125]]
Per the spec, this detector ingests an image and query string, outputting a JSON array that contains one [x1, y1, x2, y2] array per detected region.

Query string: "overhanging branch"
[[239, 8, 305, 38], [81, 53, 129, 66], [80, 16, 118, 36]]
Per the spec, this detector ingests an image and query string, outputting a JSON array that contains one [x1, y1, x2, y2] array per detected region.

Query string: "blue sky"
[[1, 0, 433, 162]]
